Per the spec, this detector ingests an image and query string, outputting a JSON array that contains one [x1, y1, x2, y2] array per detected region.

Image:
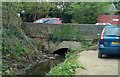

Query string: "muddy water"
[[25, 54, 65, 75]]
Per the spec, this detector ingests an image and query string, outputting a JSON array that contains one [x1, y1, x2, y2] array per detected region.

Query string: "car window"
[[43, 19, 52, 23], [53, 19, 58, 23], [104, 27, 120, 36], [34, 19, 43, 23], [60, 19, 62, 23]]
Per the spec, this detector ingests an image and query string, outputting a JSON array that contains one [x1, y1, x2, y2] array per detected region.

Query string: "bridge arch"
[[53, 48, 70, 55]]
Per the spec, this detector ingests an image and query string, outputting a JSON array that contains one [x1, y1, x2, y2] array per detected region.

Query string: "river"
[[24, 53, 66, 75]]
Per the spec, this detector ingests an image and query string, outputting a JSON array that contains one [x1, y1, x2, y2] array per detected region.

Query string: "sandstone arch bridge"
[[22, 23, 104, 53]]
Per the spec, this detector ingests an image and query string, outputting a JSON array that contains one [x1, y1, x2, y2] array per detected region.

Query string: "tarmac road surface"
[[75, 50, 119, 75]]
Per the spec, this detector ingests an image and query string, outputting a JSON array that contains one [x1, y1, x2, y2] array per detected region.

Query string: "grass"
[[48, 50, 83, 76], [2, 23, 43, 75], [2, 5, 43, 75]]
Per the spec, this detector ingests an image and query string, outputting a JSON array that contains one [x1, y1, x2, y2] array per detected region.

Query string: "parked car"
[[95, 23, 111, 25], [33, 18, 62, 24], [98, 25, 120, 58]]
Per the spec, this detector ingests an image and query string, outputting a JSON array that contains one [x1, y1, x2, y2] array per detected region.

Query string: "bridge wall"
[[39, 40, 82, 53], [21, 23, 106, 53], [22, 23, 105, 40]]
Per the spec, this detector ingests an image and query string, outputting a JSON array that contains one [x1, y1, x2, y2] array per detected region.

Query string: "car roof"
[[41, 18, 60, 19], [95, 23, 111, 25], [105, 25, 120, 28]]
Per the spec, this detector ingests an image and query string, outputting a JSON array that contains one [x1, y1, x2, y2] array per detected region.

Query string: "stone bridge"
[[43, 41, 82, 53], [22, 23, 105, 53]]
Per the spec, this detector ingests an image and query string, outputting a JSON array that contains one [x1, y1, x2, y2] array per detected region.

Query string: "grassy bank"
[[2, 4, 43, 75], [48, 50, 84, 76], [2, 23, 44, 75]]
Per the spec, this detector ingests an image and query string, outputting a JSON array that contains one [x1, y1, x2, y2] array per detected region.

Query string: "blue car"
[[98, 25, 120, 58]]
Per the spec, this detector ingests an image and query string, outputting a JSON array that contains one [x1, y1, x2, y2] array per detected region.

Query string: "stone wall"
[[22, 22, 105, 40]]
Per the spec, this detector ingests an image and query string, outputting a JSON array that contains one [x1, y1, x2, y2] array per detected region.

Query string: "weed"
[[48, 51, 79, 75], [50, 24, 82, 42]]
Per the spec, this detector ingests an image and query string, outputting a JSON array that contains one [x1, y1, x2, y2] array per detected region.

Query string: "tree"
[[113, 2, 120, 15], [49, 2, 70, 23], [63, 2, 111, 24], [7, 2, 53, 22], [22, 2, 53, 22]]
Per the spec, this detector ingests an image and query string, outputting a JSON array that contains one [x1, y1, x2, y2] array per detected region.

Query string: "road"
[[75, 50, 119, 75]]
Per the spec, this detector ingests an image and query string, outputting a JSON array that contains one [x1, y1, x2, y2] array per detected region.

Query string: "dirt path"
[[75, 50, 119, 75]]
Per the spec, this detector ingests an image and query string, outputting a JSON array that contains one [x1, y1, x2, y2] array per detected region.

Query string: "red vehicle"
[[33, 18, 62, 24]]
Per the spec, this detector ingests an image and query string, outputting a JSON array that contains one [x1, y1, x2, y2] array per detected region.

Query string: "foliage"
[[22, 2, 53, 20], [81, 41, 92, 49], [64, 2, 111, 24], [2, 24, 36, 74], [50, 24, 82, 42], [48, 51, 82, 76], [2, 4, 43, 74], [3, 2, 53, 22], [113, 2, 120, 14], [49, 3, 62, 18], [3, 2, 114, 23]]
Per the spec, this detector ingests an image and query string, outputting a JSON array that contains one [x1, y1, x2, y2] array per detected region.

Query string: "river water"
[[25, 53, 65, 75]]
